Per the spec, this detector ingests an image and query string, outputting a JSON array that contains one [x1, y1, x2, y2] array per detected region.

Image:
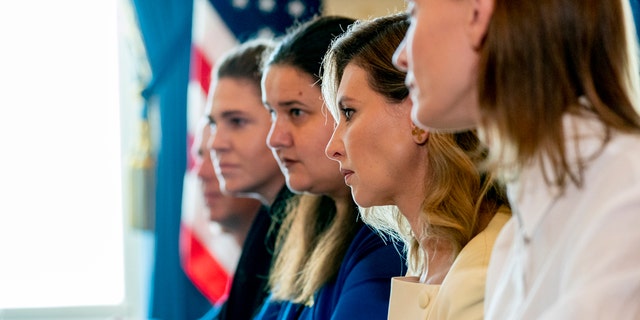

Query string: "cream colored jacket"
[[388, 209, 510, 320]]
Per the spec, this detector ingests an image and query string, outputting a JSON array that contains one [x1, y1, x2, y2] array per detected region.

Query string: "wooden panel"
[[323, 0, 406, 19]]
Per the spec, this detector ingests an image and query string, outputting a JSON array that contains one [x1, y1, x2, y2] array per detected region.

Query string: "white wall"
[[0, 0, 151, 318]]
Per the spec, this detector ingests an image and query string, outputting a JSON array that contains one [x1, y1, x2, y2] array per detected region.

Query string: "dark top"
[[253, 223, 407, 320], [204, 186, 292, 320]]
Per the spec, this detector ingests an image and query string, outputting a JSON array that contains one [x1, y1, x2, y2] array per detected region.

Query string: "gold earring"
[[412, 127, 425, 137]]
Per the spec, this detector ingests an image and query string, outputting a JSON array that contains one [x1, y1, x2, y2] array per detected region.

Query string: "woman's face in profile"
[[393, 0, 482, 132], [325, 63, 420, 207], [193, 122, 261, 225], [262, 65, 348, 198], [207, 77, 283, 199]]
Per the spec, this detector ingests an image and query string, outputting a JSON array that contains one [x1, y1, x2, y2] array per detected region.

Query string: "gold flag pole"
[[129, 116, 155, 231], [123, 3, 155, 231]]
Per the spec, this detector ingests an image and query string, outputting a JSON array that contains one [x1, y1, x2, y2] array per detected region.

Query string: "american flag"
[[181, 0, 321, 306]]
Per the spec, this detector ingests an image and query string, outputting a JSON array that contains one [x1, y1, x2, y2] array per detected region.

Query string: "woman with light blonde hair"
[[323, 13, 510, 319]]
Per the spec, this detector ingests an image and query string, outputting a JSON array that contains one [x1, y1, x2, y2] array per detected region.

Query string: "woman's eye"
[[340, 107, 355, 120], [290, 108, 303, 117], [229, 117, 247, 127]]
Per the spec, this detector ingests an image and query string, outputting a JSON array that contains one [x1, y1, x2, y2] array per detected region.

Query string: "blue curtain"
[[131, 0, 212, 319], [632, 0, 640, 42]]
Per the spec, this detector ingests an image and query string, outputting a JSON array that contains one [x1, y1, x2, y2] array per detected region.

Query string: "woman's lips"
[[340, 169, 354, 184]]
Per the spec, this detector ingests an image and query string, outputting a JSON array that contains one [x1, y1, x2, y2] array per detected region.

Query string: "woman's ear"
[[411, 123, 429, 145], [468, 0, 494, 50]]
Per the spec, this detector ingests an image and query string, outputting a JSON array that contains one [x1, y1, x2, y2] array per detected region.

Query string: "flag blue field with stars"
[[212, 0, 321, 41]]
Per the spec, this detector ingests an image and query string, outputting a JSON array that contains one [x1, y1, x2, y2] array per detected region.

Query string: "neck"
[[264, 176, 286, 206], [397, 188, 455, 284], [246, 176, 286, 206], [419, 238, 454, 285], [219, 215, 255, 246], [396, 188, 426, 233], [395, 152, 428, 230], [332, 195, 354, 218]]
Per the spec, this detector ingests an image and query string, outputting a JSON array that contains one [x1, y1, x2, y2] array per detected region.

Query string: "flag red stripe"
[[186, 133, 196, 172], [190, 45, 213, 95], [179, 224, 231, 304]]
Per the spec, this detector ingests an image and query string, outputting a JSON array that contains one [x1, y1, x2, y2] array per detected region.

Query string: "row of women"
[[200, 0, 640, 319]]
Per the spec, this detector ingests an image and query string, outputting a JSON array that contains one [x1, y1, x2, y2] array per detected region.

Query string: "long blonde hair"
[[268, 194, 359, 305], [323, 13, 509, 274]]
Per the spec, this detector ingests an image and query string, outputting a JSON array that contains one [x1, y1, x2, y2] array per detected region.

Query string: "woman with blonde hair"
[[323, 13, 510, 319]]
